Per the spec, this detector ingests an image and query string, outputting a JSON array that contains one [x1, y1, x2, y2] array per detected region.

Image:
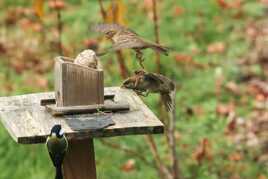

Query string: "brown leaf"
[[48, 0, 65, 10], [258, 175, 267, 179], [105, 0, 126, 25], [216, 0, 229, 9], [216, 0, 242, 9], [225, 81, 241, 95], [192, 138, 213, 164], [120, 159, 136, 172], [225, 118, 237, 134], [216, 103, 235, 116], [207, 42, 225, 54], [260, 0, 268, 6], [33, 0, 45, 18], [25, 75, 48, 89], [174, 6, 184, 16], [229, 152, 243, 161], [175, 54, 192, 63]]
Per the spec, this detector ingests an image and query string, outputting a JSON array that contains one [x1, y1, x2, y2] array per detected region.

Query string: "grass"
[[0, 0, 267, 179]]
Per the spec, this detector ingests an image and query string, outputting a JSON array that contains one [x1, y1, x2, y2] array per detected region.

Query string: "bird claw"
[[136, 51, 145, 69]]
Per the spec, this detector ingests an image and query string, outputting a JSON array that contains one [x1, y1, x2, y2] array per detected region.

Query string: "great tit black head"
[[50, 124, 64, 138]]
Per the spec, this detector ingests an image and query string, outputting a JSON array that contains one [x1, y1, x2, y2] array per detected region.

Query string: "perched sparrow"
[[122, 70, 175, 111], [46, 125, 68, 179], [91, 23, 169, 68]]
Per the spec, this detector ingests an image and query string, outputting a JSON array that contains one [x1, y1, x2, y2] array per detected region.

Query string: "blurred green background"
[[0, 0, 267, 179]]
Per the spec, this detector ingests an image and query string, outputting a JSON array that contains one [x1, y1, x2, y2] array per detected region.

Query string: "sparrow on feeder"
[[46, 124, 68, 179], [91, 23, 169, 68], [122, 70, 176, 112]]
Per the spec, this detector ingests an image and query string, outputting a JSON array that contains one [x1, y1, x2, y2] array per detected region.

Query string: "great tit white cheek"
[[52, 133, 56, 137], [59, 128, 64, 136]]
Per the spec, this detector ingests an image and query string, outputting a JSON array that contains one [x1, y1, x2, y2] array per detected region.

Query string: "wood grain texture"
[[63, 139, 96, 179], [55, 57, 104, 107], [0, 87, 164, 144], [46, 102, 129, 116]]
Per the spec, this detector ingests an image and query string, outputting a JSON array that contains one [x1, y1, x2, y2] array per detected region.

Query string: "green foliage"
[[0, 0, 267, 179]]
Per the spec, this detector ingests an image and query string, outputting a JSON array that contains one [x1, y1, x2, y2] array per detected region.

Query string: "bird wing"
[[91, 23, 138, 35], [144, 73, 176, 112], [91, 23, 124, 33], [143, 73, 165, 85]]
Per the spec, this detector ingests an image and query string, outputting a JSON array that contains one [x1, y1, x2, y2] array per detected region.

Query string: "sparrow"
[[46, 124, 68, 179], [91, 23, 169, 68], [122, 70, 176, 111]]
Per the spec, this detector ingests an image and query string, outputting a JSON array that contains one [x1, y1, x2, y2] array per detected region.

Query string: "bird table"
[[0, 57, 164, 179]]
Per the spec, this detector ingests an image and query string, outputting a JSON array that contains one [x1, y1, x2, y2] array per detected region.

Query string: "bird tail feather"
[[55, 166, 63, 179], [150, 44, 169, 56]]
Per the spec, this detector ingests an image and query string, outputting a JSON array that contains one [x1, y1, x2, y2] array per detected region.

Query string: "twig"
[[99, 139, 154, 167], [167, 91, 181, 179], [152, 0, 161, 73], [145, 135, 172, 179], [54, 0, 63, 55], [98, 0, 107, 19]]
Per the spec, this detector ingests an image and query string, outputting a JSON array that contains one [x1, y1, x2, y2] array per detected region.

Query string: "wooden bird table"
[[0, 87, 164, 179]]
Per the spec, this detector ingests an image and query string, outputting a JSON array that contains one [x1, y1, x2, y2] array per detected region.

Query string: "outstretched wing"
[[91, 23, 138, 34], [91, 23, 124, 33], [143, 73, 164, 86]]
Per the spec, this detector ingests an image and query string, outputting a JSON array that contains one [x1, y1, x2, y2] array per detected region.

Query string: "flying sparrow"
[[91, 23, 169, 68]]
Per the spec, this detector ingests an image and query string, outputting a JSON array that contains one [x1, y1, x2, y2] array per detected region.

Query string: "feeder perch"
[[0, 54, 164, 179]]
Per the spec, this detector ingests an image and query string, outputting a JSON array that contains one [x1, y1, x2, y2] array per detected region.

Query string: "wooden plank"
[[63, 139, 96, 179], [46, 102, 129, 116], [0, 87, 164, 144], [54, 57, 104, 107], [40, 94, 115, 106]]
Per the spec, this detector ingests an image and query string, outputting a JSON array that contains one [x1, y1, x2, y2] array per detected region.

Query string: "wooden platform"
[[0, 87, 164, 144]]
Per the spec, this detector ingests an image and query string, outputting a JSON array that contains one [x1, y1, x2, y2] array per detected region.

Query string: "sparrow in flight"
[[121, 70, 175, 111], [91, 23, 169, 68]]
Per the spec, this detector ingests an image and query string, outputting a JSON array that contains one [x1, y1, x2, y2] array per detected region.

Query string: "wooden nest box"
[[54, 56, 104, 107]]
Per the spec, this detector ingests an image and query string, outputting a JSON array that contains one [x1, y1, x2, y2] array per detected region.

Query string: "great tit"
[[46, 124, 68, 179]]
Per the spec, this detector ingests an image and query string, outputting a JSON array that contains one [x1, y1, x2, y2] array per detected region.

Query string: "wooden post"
[[63, 139, 96, 179], [55, 57, 103, 179]]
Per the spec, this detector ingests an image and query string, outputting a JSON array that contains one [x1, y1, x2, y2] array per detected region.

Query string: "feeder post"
[[54, 57, 103, 179]]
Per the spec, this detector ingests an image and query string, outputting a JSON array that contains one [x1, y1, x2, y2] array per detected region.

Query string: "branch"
[[145, 135, 172, 179], [98, 0, 107, 20], [152, 0, 161, 73], [53, 0, 63, 55], [167, 91, 182, 179]]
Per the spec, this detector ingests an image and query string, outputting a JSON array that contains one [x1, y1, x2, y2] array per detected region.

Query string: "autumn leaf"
[[174, 6, 184, 16], [192, 138, 213, 164], [33, 0, 45, 19], [229, 152, 243, 161], [105, 0, 126, 25], [207, 42, 225, 54], [216, 102, 235, 116], [260, 0, 268, 6], [48, 0, 65, 10], [120, 159, 136, 172]]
